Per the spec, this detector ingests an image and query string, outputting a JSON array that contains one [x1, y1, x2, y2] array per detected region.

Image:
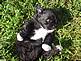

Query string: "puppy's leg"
[[42, 33, 62, 59], [42, 33, 53, 58], [17, 20, 35, 41]]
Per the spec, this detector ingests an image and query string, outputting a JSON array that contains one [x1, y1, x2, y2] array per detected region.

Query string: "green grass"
[[0, 0, 81, 61]]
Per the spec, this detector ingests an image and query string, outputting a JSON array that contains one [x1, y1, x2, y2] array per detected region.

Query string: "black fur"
[[16, 6, 61, 61]]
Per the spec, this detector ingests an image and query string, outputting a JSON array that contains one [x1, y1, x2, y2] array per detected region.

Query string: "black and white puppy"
[[16, 6, 62, 61]]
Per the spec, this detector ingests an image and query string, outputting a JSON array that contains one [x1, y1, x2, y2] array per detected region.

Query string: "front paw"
[[17, 33, 23, 41]]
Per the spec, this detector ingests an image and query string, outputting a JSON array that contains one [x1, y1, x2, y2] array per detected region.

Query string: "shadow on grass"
[[51, 6, 73, 49], [53, 6, 73, 29], [61, 38, 73, 48]]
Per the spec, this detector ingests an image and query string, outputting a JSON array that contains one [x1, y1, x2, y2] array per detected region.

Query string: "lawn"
[[0, 0, 81, 61]]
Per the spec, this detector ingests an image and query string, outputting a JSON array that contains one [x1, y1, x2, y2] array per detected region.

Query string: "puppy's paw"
[[42, 44, 51, 51], [55, 45, 63, 54], [17, 33, 23, 41]]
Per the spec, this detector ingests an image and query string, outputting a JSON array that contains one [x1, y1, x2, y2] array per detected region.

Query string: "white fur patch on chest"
[[17, 33, 23, 41], [30, 28, 54, 41], [42, 44, 51, 51]]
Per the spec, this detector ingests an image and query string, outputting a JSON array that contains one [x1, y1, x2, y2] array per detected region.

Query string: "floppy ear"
[[35, 4, 43, 13]]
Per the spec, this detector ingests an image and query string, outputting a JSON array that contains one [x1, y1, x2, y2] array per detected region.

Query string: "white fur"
[[55, 45, 62, 51], [38, 9, 42, 13], [42, 44, 51, 51], [17, 33, 23, 41], [31, 27, 54, 41], [46, 19, 50, 22]]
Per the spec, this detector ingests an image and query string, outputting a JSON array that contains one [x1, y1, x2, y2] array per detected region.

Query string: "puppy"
[[16, 6, 62, 61]]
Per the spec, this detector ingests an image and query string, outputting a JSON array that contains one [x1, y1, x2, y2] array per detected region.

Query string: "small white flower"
[[42, 44, 51, 51], [17, 33, 23, 41]]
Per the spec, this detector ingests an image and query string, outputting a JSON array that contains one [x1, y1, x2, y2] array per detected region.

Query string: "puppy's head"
[[36, 7, 57, 30]]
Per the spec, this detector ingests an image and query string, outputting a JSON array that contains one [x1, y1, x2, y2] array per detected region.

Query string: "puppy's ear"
[[35, 4, 43, 13]]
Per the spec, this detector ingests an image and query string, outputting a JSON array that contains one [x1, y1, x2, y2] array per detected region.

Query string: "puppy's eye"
[[45, 19, 50, 24], [46, 19, 50, 23]]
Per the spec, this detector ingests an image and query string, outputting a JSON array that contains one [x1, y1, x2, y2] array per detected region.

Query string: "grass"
[[0, 0, 81, 61]]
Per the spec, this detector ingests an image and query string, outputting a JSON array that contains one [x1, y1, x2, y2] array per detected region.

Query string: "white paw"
[[17, 33, 23, 41], [42, 44, 51, 51], [55, 45, 63, 51]]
